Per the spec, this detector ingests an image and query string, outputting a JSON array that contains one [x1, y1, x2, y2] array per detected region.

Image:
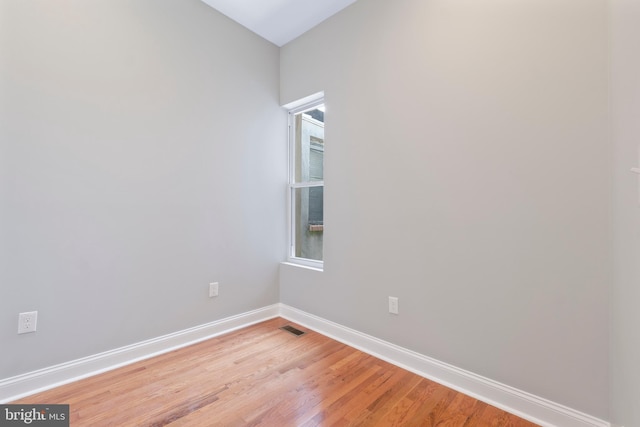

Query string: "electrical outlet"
[[388, 297, 399, 315], [18, 311, 38, 334], [209, 282, 219, 298]]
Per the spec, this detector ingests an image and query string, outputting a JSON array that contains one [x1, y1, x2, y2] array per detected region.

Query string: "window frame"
[[287, 96, 325, 270]]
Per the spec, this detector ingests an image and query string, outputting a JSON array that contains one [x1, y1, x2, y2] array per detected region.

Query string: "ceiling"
[[199, 0, 357, 47]]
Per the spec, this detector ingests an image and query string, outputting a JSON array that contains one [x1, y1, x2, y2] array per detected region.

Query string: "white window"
[[288, 97, 325, 268]]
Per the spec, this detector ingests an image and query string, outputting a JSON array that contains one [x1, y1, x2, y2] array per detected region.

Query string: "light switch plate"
[[209, 282, 219, 298]]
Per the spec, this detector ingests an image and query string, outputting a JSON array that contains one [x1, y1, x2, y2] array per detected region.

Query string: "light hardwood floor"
[[14, 318, 539, 426]]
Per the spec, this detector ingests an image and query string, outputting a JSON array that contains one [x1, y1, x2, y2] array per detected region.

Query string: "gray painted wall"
[[611, 0, 640, 425], [0, 0, 286, 379], [1, 0, 629, 422], [280, 0, 610, 419]]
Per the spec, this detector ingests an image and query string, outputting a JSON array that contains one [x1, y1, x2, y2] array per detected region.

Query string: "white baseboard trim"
[[279, 304, 610, 427], [0, 303, 610, 427], [0, 305, 280, 404]]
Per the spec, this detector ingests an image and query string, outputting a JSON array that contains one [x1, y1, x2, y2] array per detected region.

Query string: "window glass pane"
[[293, 187, 323, 261], [308, 186, 323, 225], [294, 106, 324, 183]]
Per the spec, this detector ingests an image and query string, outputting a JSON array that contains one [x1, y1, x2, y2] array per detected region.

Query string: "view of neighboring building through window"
[[289, 100, 324, 266]]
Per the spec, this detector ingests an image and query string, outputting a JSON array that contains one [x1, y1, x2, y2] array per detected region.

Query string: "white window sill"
[[281, 261, 323, 272]]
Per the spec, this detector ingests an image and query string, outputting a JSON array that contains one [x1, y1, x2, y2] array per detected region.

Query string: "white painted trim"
[[285, 257, 324, 270], [282, 91, 325, 110], [0, 303, 611, 427], [290, 181, 324, 189], [0, 305, 280, 403], [279, 304, 610, 427], [280, 261, 323, 273], [286, 93, 325, 269]]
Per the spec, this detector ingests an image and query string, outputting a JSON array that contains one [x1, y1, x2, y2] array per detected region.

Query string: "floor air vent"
[[280, 325, 306, 336]]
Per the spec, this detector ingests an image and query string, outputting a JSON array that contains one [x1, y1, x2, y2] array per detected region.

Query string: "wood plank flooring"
[[14, 318, 539, 426]]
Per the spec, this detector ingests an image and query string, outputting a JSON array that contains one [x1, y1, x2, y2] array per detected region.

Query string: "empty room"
[[1, 0, 638, 426]]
